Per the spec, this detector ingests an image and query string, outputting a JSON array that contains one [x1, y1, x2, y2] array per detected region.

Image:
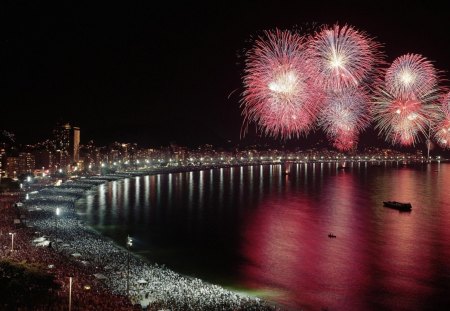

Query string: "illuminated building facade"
[[73, 127, 80, 163], [6, 157, 19, 178], [53, 122, 72, 152], [18, 152, 35, 175]]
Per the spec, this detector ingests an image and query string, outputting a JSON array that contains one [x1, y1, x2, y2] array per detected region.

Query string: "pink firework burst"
[[332, 131, 359, 151], [385, 53, 438, 98], [306, 24, 382, 92], [241, 29, 323, 139], [441, 91, 450, 115], [374, 53, 441, 146], [318, 87, 371, 151], [373, 90, 440, 146], [435, 92, 450, 148], [435, 118, 450, 148]]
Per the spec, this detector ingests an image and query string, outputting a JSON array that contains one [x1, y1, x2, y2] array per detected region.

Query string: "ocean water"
[[76, 162, 450, 310]]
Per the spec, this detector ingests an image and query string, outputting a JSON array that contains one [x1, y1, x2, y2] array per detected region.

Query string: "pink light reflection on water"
[[240, 164, 450, 311]]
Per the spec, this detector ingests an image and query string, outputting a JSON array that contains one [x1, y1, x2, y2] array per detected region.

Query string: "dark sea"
[[75, 162, 450, 311]]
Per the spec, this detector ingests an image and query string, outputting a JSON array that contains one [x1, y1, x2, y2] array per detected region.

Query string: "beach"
[[2, 174, 278, 310]]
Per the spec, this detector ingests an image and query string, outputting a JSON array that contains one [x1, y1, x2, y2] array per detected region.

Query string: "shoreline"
[[5, 160, 443, 310], [20, 174, 280, 310], [104, 158, 448, 175]]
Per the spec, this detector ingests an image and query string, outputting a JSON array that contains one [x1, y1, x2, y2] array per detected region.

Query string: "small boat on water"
[[383, 201, 412, 211], [328, 233, 336, 238]]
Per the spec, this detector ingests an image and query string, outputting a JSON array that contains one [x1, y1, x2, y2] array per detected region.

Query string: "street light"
[[8, 232, 16, 251], [126, 235, 133, 296], [68, 276, 73, 311], [55, 208, 60, 251]]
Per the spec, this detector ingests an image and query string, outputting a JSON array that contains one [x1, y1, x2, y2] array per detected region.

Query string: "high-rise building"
[[32, 150, 53, 170], [53, 122, 72, 152], [55, 150, 70, 171], [53, 122, 81, 166], [6, 157, 19, 178], [18, 152, 35, 175], [73, 127, 80, 163]]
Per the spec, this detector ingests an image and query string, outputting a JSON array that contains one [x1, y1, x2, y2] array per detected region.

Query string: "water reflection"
[[78, 163, 450, 310], [240, 163, 450, 310]]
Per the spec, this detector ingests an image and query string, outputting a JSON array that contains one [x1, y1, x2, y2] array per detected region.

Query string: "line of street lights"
[[8, 232, 16, 251], [69, 276, 73, 311], [126, 235, 133, 297], [55, 207, 60, 251]]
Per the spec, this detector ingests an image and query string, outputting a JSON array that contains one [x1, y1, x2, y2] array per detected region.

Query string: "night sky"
[[1, 1, 449, 150]]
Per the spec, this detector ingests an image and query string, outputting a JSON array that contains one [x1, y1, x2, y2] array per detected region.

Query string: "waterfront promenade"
[[1, 173, 278, 311]]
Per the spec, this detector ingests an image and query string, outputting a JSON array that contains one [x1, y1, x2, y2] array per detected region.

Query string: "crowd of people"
[[0, 198, 137, 310], [2, 175, 279, 310]]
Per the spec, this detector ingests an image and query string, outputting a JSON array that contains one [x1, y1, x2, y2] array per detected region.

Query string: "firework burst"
[[373, 89, 440, 146], [319, 87, 371, 151], [434, 119, 450, 148], [385, 53, 438, 98], [332, 131, 360, 151], [441, 91, 450, 115], [373, 53, 442, 146], [241, 29, 323, 139], [435, 92, 450, 148], [306, 24, 382, 92]]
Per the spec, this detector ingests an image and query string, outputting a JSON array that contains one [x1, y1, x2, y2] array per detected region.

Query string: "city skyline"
[[0, 119, 435, 180], [2, 1, 450, 148], [2, 120, 449, 157]]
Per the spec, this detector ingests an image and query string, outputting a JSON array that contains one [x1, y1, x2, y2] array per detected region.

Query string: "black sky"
[[1, 0, 449, 150]]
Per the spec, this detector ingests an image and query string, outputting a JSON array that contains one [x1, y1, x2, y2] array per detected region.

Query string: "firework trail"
[[385, 53, 438, 98], [319, 87, 371, 151], [306, 24, 382, 92], [241, 29, 323, 139]]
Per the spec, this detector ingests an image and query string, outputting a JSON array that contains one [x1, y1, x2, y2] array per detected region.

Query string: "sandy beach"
[[1, 174, 278, 311]]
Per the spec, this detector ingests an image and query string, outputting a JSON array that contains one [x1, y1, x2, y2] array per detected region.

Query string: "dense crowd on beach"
[[1, 175, 279, 310]]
